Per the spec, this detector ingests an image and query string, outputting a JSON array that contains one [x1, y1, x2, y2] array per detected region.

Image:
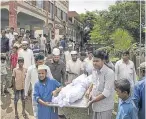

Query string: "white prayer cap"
[[71, 51, 77, 55], [38, 65, 48, 71], [59, 46, 63, 49], [21, 41, 28, 44], [137, 62, 146, 70], [52, 48, 60, 55], [68, 44, 72, 47], [14, 32, 18, 36]]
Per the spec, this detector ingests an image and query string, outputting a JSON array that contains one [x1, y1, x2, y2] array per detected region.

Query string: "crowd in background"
[[0, 27, 145, 119]]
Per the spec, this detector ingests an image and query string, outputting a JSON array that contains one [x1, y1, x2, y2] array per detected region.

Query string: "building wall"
[[54, 1, 69, 41], [1, 1, 71, 41]]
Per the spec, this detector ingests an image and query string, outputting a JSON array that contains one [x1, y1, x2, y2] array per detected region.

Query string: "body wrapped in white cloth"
[[52, 74, 92, 107]]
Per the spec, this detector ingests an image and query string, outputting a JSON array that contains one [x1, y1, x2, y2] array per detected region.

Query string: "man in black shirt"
[[1, 29, 9, 54]]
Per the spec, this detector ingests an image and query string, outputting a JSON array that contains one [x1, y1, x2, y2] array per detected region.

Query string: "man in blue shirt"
[[33, 65, 62, 119], [60, 37, 66, 50], [133, 62, 145, 119], [115, 79, 138, 119]]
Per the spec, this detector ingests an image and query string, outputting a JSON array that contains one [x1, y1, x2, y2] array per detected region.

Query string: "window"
[[63, 12, 67, 21], [55, 6, 57, 16], [66, 13, 68, 22], [43, 1, 46, 10], [36, 0, 43, 9], [57, 8, 61, 19], [48, 1, 50, 13], [61, 10, 63, 20], [69, 17, 72, 23], [50, 3, 54, 19]]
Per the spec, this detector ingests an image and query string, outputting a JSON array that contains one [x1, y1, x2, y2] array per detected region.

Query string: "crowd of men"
[[0, 28, 145, 119]]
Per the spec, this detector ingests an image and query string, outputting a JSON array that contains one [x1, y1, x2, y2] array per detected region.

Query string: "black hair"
[[1, 56, 6, 60], [18, 57, 24, 62], [18, 35, 22, 38], [93, 50, 105, 60], [13, 46, 18, 50], [123, 51, 130, 55], [88, 50, 93, 54], [10, 27, 14, 30], [114, 79, 131, 94], [104, 53, 109, 60], [26, 30, 30, 33], [35, 54, 44, 61], [80, 51, 86, 56]]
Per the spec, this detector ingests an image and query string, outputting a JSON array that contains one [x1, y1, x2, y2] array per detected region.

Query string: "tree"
[[107, 1, 145, 43], [80, 1, 145, 45], [110, 28, 133, 52]]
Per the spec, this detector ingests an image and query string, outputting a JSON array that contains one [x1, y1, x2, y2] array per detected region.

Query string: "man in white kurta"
[[84, 51, 94, 75], [66, 51, 83, 82], [18, 41, 35, 69], [64, 44, 73, 63], [115, 51, 137, 89], [40, 35, 47, 52], [25, 54, 53, 118]]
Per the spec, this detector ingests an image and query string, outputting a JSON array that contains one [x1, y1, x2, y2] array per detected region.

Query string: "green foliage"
[[111, 28, 133, 51], [79, 1, 145, 45]]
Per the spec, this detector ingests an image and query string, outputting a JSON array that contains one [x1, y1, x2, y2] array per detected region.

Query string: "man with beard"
[[33, 65, 62, 119], [66, 51, 83, 83], [18, 41, 35, 69], [46, 48, 66, 85], [25, 54, 53, 118]]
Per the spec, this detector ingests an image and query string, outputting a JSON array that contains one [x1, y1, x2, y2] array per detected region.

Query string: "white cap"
[[137, 62, 146, 70], [21, 41, 28, 44], [59, 46, 63, 49], [71, 51, 77, 55], [38, 65, 48, 71], [14, 32, 18, 36], [68, 44, 72, 47], [52, 48, 60, 55]]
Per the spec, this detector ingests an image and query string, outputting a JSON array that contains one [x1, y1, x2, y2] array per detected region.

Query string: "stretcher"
[[48, 96, 89, 108], [47, 96, 90, 115]]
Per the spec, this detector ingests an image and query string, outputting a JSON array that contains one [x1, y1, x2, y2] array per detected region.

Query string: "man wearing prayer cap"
[[64, 44, 73, 62], [18, 40, 35, 69], [133, 62, 146, 119], [66, 50, 83, 83], [46, 48, 66, 85], [33, 64, 62, 119], [25, 54, 53, 118]]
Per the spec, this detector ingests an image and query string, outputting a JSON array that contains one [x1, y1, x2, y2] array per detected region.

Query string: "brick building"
[[1, 0, 69, 40]]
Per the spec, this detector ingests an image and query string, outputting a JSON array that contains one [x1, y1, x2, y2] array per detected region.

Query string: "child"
[[115, 79, 138, 119], [12, 57, 27, 119], [0, 55, 9, 95], [10, 46, 18, 70]]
